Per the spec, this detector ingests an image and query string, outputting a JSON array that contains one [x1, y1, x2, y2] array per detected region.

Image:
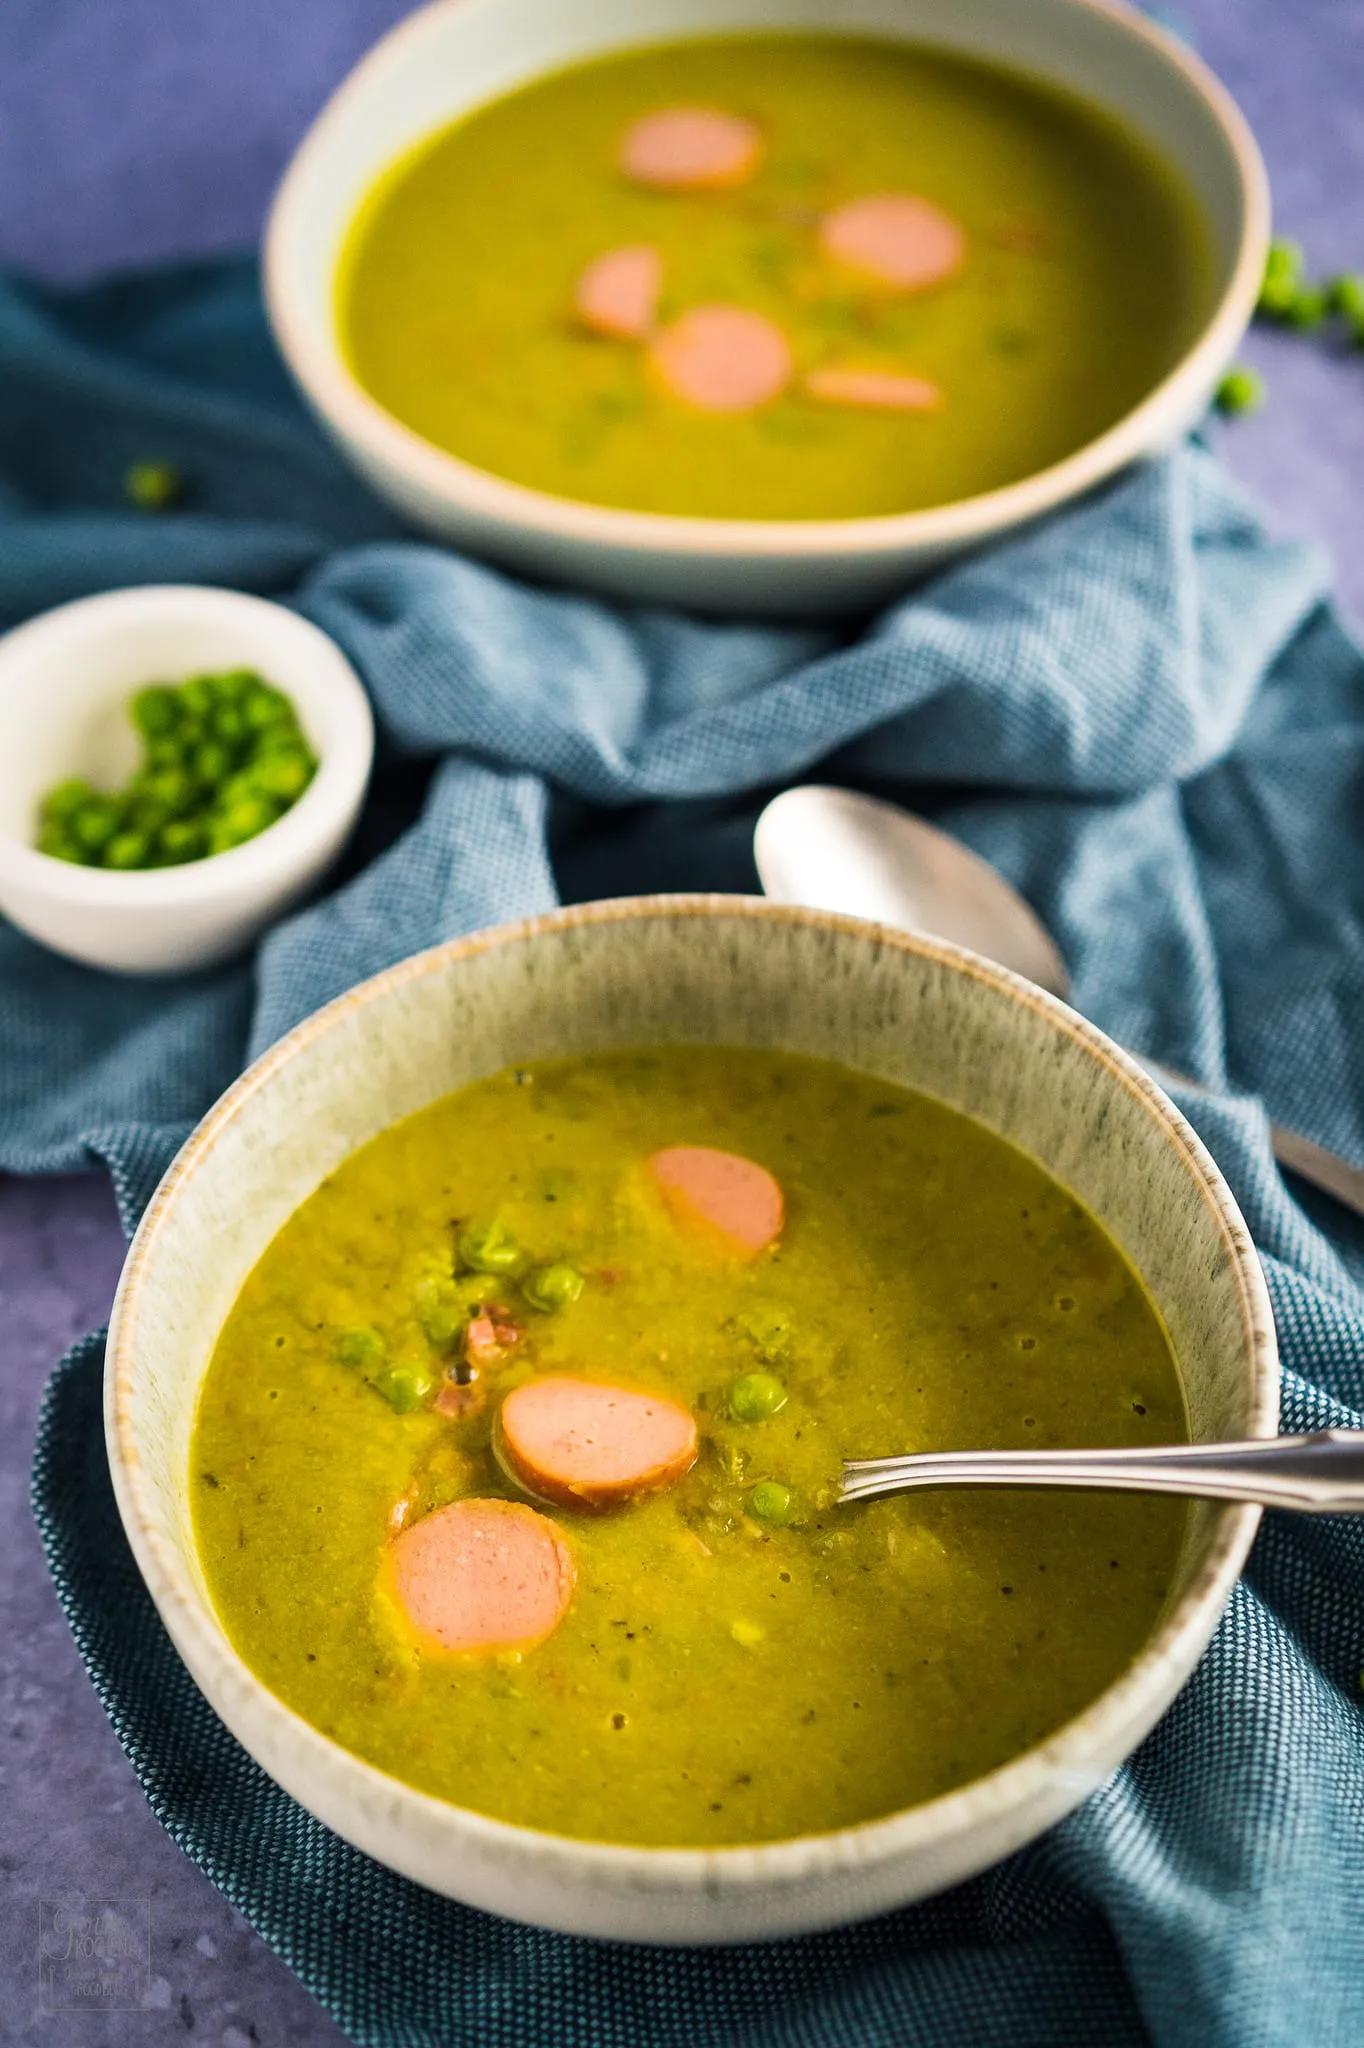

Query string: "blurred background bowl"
[[265, 0, 1269, 615]]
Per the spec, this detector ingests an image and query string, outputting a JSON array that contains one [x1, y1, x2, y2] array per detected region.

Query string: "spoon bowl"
[[754, 784, 1364, 1219], [754, 785, 1068, 993]]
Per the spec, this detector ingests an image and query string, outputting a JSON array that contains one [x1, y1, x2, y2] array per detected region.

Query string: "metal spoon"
[[839, 1431, 1364, 1513], [754, 785, 1364, 1220]]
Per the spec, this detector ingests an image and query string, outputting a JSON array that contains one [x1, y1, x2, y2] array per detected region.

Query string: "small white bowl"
[[265, 0, 1269, 614], [0, 587, 373, 975]]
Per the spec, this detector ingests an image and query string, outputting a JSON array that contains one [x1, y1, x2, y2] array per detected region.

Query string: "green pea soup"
[[192, 1047, 1187, 1848], [336, 33, 1212, 520]]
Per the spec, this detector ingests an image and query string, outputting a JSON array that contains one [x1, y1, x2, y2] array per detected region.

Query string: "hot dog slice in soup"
[[648, 1145, 785, 1255], [385, 1497, 575, 1655], [500, 1376, 699, 1509], [647, 307, 792, 413], [619, 107, 763, 190], [804, 367, 944, 411], [573, 244, 663, 340], [819, 193, 964, 291]]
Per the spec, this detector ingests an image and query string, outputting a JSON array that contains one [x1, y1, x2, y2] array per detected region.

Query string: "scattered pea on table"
[[123, 460, 184, 510], [34, 668, 318, 870], [1215, 365, 1266, 417]]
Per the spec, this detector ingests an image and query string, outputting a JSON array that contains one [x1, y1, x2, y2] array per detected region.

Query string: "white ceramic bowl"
[[106, 898, 1277, 1943], [265, 0, 1269, 615], [0, 587, 373, 975]]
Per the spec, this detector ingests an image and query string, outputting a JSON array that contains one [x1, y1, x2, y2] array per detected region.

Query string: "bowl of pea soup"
[[106, 896, 1277, 1943], [264, 0, 1268, 611]]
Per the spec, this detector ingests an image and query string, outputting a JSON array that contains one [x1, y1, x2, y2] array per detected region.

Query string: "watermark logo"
[[37, 1897, 151, 2013]]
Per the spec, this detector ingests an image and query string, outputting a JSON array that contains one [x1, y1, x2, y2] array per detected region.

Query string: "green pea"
[[124, 461, 182, 511], [177, 676, 218, 720], [1214, 365, 1266, 417], [456, 1219, 525, 1276], [1328, 272, 1364, 327], [1263, 237, 1303, 284], [37, 824, 82, 863], [215, 795, 280, 848], [140, 766, 195, 816], [213, 668, 262, 702], [210, 703, 248, 750], [524, 1262, 584, 1312], [746, 1479, 795, 1526], [39, 778, 96, 823], [372, 1361, 435, 1413], [192, 740, 233, 789], [157, 818, 208, 866], [242, 683, 293, 732], [1257, 274, 1295, 319], [70, 800, 120, 857], [130, 685, 180, 737], [249, 748, 315, 803], [455, 1270, 512, 1313], [104, 829, 151, 870], [415, 1278, 467, 1351], [146, 736, 184, 771], [729, 1371, 788, 1422], [1284, 283, 1329, 330], [337, 1326, 386, 1370]]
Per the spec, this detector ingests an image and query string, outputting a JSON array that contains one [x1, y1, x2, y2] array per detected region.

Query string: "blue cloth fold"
[[7, 257, 1364, 2048]]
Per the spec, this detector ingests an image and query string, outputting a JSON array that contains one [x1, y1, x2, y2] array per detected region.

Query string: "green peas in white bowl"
[[37, 667, 319, 872], [0, 586, 372, 974]]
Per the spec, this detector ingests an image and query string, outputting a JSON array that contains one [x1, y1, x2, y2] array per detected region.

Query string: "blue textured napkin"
[[7, 257, 1364, 2048]]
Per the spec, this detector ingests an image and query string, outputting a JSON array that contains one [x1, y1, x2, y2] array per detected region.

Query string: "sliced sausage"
[[499, 1376, 698, 1509], [647, 305, 792, 413], [573, 244, 663, 340], [819, 193, 964, 292], [803, 367, 943, 412], [648, 1144, 785, 1256], [385, 1497, 575, 1655], [619, 107, 762, 190]]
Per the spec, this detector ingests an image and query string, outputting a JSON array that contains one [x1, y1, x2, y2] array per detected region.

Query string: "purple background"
[[2, 3, 1362, 2040]]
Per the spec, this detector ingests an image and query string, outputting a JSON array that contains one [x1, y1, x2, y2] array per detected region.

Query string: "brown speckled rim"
[[106, 896, 1278, 1904]]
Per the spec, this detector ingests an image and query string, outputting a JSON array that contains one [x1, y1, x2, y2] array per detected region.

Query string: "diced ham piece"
[[499, 1376, 699, 1509], [647, 305, 792, 413], [464, 1313, 521, 1371], [803, 367, 944, 412], [819, 193, 964, 292], [619, 107, 763, 190], [648, 1145, 785, 1257], [573, 244, 663, 340], [434, 1379, 486, 1420], [385, 1497, 576, 1655]]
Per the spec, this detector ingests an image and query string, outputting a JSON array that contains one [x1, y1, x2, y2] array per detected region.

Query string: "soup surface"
[[194, 1048, 1186, 1847], [336, 34, 1212, 519]]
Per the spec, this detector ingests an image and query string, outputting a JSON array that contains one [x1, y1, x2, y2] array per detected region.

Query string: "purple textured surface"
[[1, 3, 1361, 2041]]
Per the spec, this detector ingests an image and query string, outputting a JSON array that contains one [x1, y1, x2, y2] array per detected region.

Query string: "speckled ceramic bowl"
[[105, 898, 1277, 1943]]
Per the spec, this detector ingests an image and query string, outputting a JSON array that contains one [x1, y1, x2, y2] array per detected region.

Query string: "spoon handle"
[[839, 1430, 1364, 1514], [1140, 1057, 1364, 1221]]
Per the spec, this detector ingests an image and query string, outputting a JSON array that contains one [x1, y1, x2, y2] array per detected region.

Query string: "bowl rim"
[[0, 585, 374, 908], [264, 0, 1271, 562], [105, 894, 1279, 1902]]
